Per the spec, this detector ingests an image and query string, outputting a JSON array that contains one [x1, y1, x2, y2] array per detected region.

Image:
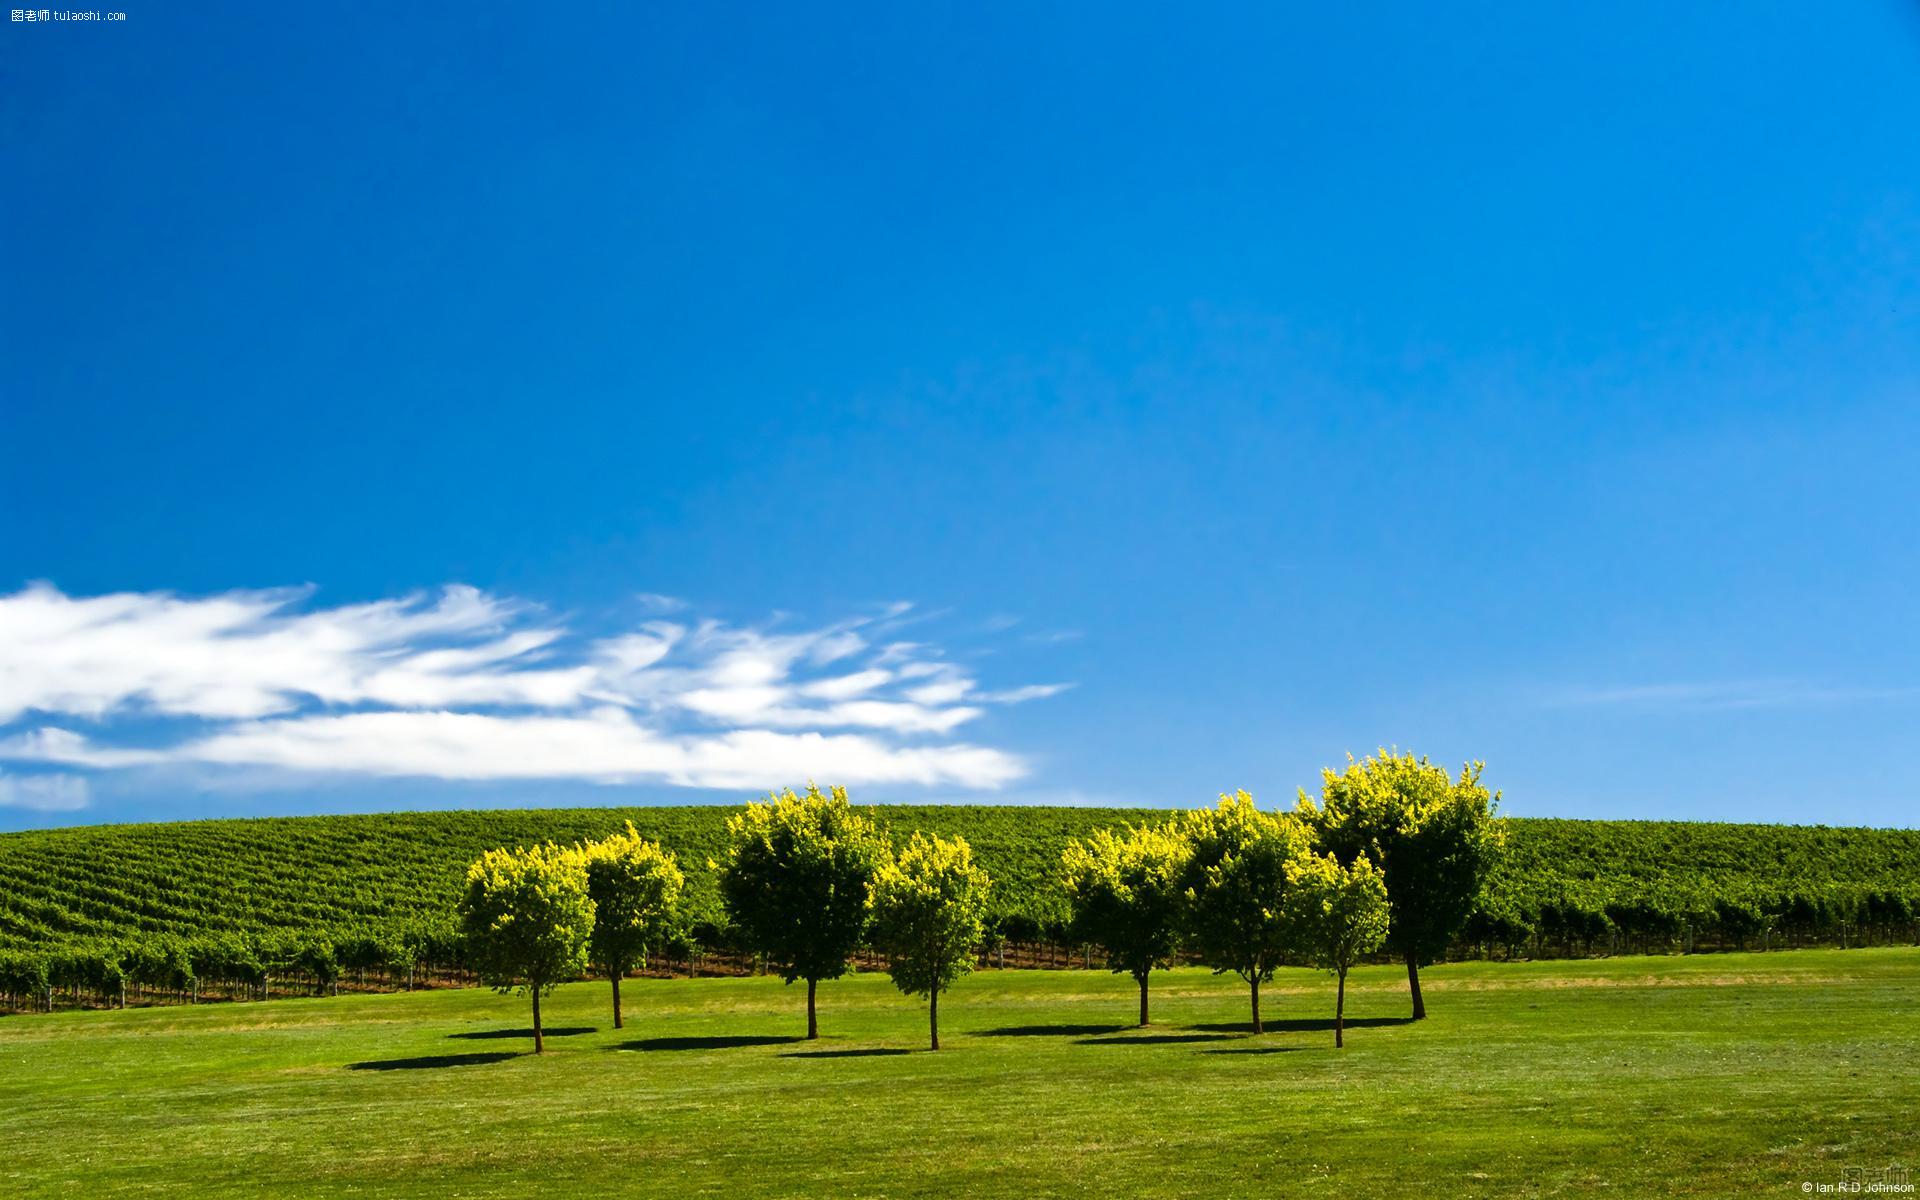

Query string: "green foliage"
[[296, 938, 340, 992], [716, 785, 891, 986], [1285, 852, 1391, 975], [128, 938, 194, 991], [457, 844, 594, 998], [580, 823, 684, 976], [0, 948, 49, 1003], [1060, 820, 1189, 983], [868, 832, 993, 1000], [1299, 751, 1505, 968], [1178, 791, 1314, 991]]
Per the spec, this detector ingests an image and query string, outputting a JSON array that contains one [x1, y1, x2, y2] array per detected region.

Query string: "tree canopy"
[[1298, 750, 1504, 1019], [457, 843, 594, 1052], [1284, 851, 1391, 1046], [1178, 791, 1315, 1033], [581, 823, 684, 1029], [716, 783, 891, 1038], [1060, 821, 1190, 1025], [867, 832, 992, 1050]]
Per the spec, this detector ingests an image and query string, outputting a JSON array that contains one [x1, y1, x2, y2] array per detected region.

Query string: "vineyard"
[[2, 805, 1917, 1011]]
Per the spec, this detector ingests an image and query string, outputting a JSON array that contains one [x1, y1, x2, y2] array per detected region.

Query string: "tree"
[[458, 843, 594, 1053], [717, 784, 891, 1039], [1297, 750, 1504, 1020], [1178, 791, 1315, 1033], [1283, 852, 1390, 1046], [867, 832, 992, 1050], [580, 823, 685, 1029], [1060, 821, 1190, 1026]]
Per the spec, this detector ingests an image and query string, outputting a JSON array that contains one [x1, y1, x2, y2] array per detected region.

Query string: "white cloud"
[[0, 727, 165, 768], [0, 582, 579, 722], [17, 709, 1022, 790], [977, 683, 1075, 704], [904, 676, 975, 706], [0, 769, 90, 812], [0, 583, 1068, 795], [797, 669, 893, 701]]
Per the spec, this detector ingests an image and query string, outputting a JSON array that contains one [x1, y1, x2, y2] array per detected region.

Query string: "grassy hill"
[[0, 805, 1139, 952], [2, 805, 1916, 965], [0, 806, 1912, 983]]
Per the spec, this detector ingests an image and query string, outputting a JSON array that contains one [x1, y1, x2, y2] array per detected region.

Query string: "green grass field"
[[3, 948, 1914, 1197]]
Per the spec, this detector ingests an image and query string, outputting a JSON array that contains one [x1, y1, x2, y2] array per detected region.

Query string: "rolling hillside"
[[2, 806, 1916, 965]]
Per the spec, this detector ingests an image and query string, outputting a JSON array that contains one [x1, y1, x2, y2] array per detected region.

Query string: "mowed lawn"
[[2, 949, 1915, 1197]]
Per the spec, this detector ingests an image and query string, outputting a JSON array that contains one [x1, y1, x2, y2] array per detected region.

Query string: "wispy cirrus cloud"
[[0, 582, 587, 722], [632, 592, 688, 614], [0, 583, 1070, 806], [0, 769, 91, 812], [1543, 679, 1915, 711]]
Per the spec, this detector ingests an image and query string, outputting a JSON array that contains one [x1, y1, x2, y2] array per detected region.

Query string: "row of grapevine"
[[2, 807, 1916, 1014], [0, 922, 470, 1012]]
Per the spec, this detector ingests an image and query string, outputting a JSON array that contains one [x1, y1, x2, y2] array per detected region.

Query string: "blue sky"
[[3, 4, 1918, 830]]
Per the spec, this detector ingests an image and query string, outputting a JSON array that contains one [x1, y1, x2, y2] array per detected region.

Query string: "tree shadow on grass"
[[975, 1024, 1129, 1038], [1075, 1032, 1239, 1046], [780, 1048, 912, 1059], [614, 1035, 804, 1053], [450, 1026, 596, 1041], [1189, 1018, 1416, 1034], [348, 1052, 520, 1071], [1204, 1046, 1307, 1056]]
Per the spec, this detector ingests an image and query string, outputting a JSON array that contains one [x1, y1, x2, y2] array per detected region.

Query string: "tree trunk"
[[1406, 956, 1426, 1020], [807, 977, 819, 1039], [929, 986, 939, 1051], [1138, 972, 1150, 1027], [612, 971, 624, 1030], [1335, 967, 1347, 1048], [532, 987, 545, 1054], [1250, 976, 1262, 1034]]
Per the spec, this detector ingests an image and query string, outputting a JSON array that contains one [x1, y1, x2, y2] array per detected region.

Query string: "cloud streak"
[[0, 582, 586, 722], [0, 584, 1067, 804], [1543, 680, 1915, 712], [0, 769, 90, 813]]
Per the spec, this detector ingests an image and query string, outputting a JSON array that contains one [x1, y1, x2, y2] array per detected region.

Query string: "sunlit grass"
[[2, 948, 1914, 1197]]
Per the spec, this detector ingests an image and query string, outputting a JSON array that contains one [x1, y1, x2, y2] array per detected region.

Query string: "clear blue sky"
[[3, 4, 1918, 830]]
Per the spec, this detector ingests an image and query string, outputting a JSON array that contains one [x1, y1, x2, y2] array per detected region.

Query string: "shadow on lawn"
[[1204, 1046, 1307, 1056], [348, 1052, 520, 1071], [1189, 1017, 1416, 1034], [1076, 1032, 1238, 1046], [450, 1027, 596, 1041], [614, 1035, 804, 1053], [975, 1024, 1129, 1038], [781, 1048, 913, 1059]]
